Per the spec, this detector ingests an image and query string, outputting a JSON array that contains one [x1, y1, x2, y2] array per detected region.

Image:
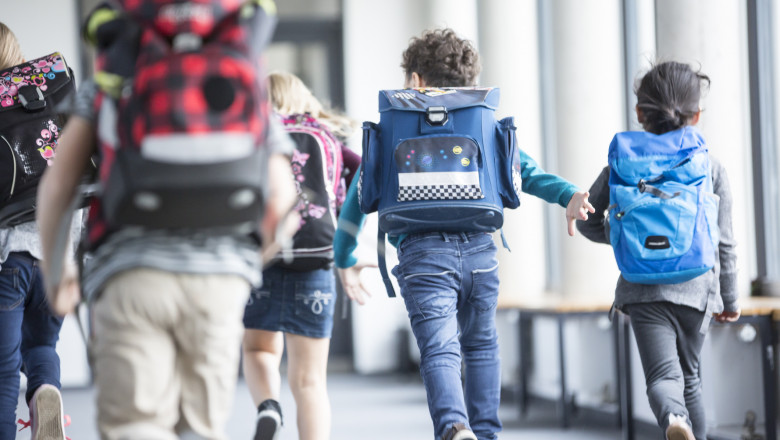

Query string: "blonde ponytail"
[[267, 71, 358, 139]]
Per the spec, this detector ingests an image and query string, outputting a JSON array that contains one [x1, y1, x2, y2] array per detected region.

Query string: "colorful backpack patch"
[[273, 113, 344, 271]]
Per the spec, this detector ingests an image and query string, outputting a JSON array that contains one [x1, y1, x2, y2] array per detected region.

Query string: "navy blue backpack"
[[359, 87, 522, 295], [607, 126, 720, 284]]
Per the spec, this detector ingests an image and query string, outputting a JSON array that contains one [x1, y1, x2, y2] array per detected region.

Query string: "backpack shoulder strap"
[[377, 228, 396, 297]]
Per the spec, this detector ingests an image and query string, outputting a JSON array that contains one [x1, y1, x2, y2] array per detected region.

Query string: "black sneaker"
[[441, 422, 477, 440], [254, 399, 283, 440]]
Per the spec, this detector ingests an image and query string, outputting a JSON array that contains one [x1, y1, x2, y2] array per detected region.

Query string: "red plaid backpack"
[[85, 0, 277, 248], [273, 114, 344, 271]]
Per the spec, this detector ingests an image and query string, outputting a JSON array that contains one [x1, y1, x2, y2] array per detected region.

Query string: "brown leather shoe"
[[441, 422, 478, 440]]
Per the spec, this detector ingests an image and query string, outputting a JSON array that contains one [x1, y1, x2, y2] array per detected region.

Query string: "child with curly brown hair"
[[334, 28, 594, 440]]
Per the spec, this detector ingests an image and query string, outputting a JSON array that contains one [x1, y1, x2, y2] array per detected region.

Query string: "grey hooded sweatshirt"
[[576, 156, 739, 314]]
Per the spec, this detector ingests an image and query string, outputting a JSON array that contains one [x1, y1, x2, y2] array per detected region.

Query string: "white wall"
[[2, 0, 83, 83], [655, 0, 754, 293], [479, 0, 549, 306], [651, 0, 760, 428], [548, 0, 625, 301]]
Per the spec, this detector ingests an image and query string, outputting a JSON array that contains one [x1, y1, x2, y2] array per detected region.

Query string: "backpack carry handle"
[[425, 106, 448, 126], [17, 86, 47, 111]]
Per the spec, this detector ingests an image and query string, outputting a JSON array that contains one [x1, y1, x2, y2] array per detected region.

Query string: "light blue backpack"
[[607, 126, 720, 284], [359, 87, 522, 295]]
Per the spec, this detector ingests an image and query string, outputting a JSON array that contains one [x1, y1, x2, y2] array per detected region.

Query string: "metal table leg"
[[558, 315, 570, 428], [518, 312, 532, 416], [756, 315, 777, 440], [617, 313, 634, 440]]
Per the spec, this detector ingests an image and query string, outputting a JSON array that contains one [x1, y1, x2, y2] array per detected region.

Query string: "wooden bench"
[[500, 296, 780, 440], [707, 296, 780, 440], [497, 297, 621, 430]]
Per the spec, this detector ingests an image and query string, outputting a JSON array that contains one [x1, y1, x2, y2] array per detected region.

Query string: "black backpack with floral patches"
[[0, 52, 76, 227]]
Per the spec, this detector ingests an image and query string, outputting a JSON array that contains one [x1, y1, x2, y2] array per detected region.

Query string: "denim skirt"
[[243, 265, 337, 338]]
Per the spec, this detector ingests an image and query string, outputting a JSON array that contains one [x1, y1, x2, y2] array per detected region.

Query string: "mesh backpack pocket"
[[394, 135, 484, 202]]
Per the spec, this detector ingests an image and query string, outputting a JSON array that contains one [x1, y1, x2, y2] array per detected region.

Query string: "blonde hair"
[[268, 71, 357, 139], [0, 22, 24, 71]]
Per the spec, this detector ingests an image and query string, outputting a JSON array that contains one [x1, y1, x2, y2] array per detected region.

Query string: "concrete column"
[[624, 0, 658, 130], [478, 0, 547, 304], [773, 0, 780, 278], [342, 0, 424, 374], [425, 0, 479, 46], [548, 0, 625, 300], [656, 0, 754, 426], [655, 0, 754, 298]]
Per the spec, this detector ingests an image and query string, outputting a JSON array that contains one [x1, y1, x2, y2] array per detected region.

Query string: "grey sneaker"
[[254, 399, 283, 440], [666, 414, 695, 440], [29, 384, 66, 440], [442, 422, 478, 440]]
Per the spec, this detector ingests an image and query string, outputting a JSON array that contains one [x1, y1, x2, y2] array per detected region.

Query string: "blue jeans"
[[0, 252, 63, 438], [392, 232, 502, 440]]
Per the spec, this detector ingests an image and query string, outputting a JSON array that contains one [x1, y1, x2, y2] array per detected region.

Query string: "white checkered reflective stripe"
[[398, 184, 483, 201], [397, 171, 484, 202], [512, 168, 522, 198]]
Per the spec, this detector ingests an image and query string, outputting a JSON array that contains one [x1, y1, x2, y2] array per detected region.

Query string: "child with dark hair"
[[335, 28, 594, 440], [577, 61, 740, 440]]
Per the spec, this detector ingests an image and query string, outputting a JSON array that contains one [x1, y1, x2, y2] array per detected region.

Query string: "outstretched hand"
[[337, 261, 377, 305], [46, 260, 81, 317], [566, 191, 596, 236], [714, 308, 741, 323]]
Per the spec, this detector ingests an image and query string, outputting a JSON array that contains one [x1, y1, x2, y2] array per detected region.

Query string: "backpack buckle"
[[426, 106, 448, 126], [17, 85, 46, 111]]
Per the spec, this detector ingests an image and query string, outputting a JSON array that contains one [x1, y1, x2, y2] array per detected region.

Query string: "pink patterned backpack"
[[273, 113, 345, 271], [0, 52, 75, 226]]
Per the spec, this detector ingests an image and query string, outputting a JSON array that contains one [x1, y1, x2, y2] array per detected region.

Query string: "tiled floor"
[[16, 372, 657, 440]]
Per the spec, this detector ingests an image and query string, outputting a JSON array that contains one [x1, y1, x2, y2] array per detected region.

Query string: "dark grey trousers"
[[626, 302, 708, 440]]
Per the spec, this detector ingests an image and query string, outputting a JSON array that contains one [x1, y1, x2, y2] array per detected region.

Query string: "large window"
[[749, 0, 780, 287]]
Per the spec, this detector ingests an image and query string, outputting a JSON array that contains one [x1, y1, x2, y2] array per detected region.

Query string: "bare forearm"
[[37, 116, 94, 273], [267, 153, 296, 214]]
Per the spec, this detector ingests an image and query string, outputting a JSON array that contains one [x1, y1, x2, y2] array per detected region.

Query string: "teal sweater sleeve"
[[518, 148, 579, 208], [333, 165, 403, 269], [334, 166, 366, 268], [334, 151, 575, 269]]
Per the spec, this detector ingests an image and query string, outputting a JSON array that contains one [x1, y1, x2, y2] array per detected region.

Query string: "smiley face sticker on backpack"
[[461, 158, 470, 166]]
